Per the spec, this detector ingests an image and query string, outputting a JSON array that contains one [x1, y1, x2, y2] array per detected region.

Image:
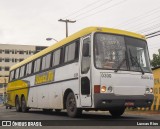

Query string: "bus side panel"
[[27, 62, 79, 109], [48, 62, 80, 109], [7, 80, 29, 107]]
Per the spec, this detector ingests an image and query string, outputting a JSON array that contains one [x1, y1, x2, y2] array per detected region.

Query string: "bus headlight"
[[108, 86, 113, 93], [101, 86, 106, 93], [150, 88, 153, 93]]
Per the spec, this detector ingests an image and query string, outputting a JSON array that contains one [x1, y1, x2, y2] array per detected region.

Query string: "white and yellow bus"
[[6, 27, 154, 117]]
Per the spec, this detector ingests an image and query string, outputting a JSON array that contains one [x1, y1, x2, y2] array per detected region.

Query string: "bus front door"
[[80, 36, 92, 107]]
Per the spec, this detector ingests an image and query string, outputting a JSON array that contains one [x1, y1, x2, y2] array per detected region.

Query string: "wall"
[[151, 68, 160, 111]]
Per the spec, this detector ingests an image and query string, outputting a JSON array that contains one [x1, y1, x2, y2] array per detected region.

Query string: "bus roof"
[[10, 26, 145, 71]]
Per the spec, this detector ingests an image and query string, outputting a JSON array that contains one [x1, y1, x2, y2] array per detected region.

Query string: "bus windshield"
[[94, 33, 151, 73]]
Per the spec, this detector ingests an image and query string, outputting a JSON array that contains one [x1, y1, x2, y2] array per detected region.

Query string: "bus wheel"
[[55, 109, 61, 112], [66, 92, 82, 118], [109, 107, 125, 117], [15, 97, 21, 112], [21, 96, 29, 113]]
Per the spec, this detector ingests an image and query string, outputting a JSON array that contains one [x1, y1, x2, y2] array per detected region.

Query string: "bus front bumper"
[[94, 93, 154, 109]]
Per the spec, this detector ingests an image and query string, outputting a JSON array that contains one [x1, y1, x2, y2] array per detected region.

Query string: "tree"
[[151, 49, 160, 68]]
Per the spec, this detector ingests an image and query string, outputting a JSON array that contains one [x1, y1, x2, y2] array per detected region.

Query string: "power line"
[[146, 33, 160, 39], [125, 15, 160, 31], [145, 30, 160, 36], [71, 0, 114, 19], [138, 23, 160, 33], [63, 0, 104, 19], [114, 6, 160, 28], [77, 0, 127, 21]]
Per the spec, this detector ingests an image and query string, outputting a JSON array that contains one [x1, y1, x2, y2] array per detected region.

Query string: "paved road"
[[0, 106, 160, 129]]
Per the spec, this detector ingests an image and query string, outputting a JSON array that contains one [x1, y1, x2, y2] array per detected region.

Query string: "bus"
[[6, 27, 154, 117]]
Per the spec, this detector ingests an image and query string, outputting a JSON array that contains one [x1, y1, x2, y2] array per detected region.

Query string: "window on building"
[[0, 67, 2, 71], [19, 50, 24, 54], [20, 65, 25, 78], [0, 49, 2, 54], [5, 58, 10, 62], [15, 59, 18, 62], [4, 67, 10, 71], [12, 50, 14, 54], [5, 49, 10, 54], [29, 50, 32, 54], [19, 59, 24, 62], [52, 49, 61, 67], [0, 58, 2, 62], [34, 58, 41, 73], [12, 58, 14, 62]]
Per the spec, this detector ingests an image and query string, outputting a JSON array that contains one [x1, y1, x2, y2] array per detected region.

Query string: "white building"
[[0, 43, 47, 102]]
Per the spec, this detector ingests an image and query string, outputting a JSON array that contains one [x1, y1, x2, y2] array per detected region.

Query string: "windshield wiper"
[[129, 49, 144, 75], [115, 51, 127, 73], [114, 58, 126, 73]]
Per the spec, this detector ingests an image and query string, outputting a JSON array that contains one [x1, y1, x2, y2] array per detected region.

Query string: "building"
[[0, 44, 47, 102], [151, 66, 160, 111]]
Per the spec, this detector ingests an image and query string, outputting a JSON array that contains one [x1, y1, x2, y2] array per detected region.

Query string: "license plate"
[[125, 102, 134, 106]]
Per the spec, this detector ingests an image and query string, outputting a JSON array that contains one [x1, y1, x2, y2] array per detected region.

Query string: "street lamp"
[[46, 38, 58, 42]]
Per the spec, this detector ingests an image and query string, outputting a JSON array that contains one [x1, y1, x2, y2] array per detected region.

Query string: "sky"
[[0, 0, 160, 59]]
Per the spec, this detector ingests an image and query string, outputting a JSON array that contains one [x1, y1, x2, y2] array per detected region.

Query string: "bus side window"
[[41, 56, 46, 70], [26, 62, 32, 76], [64, 42, 76, 63], [75, 40, 80, 60], [52, 49, 61, 67], [34, 58, 41, 73], [42, 53, 51, 70], [81, 38, 91, 74], [46, 53, 51, 69], [15, 68, 20, 79], [20, 65, 25, 78], [10, 70, 15, 81]]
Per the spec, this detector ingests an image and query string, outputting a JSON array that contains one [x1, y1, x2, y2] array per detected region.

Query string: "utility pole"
[[58, 19, 76, 37]]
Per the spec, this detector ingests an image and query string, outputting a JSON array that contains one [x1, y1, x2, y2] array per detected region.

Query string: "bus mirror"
[[83, 43, 89, 57]]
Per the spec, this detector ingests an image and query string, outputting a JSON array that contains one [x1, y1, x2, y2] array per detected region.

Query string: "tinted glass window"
[[20, 66, 25, 78], [46, 54, 51, 69], [53, 49, 61, 66], [15, 68, 19, 79], [26, 62, 32, 75], [64, 42, 76, 62], [42, 54, 51, 70], [34, 58, 41, 73], [10, 71, 15, 81]]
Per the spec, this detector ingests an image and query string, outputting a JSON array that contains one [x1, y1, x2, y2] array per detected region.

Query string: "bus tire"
[[109, 107, 125, 117], [66, 92, 82, 118], [55, 109, 61, 112], [15, 97, 22, 112], [21, 96, 29, 113]]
